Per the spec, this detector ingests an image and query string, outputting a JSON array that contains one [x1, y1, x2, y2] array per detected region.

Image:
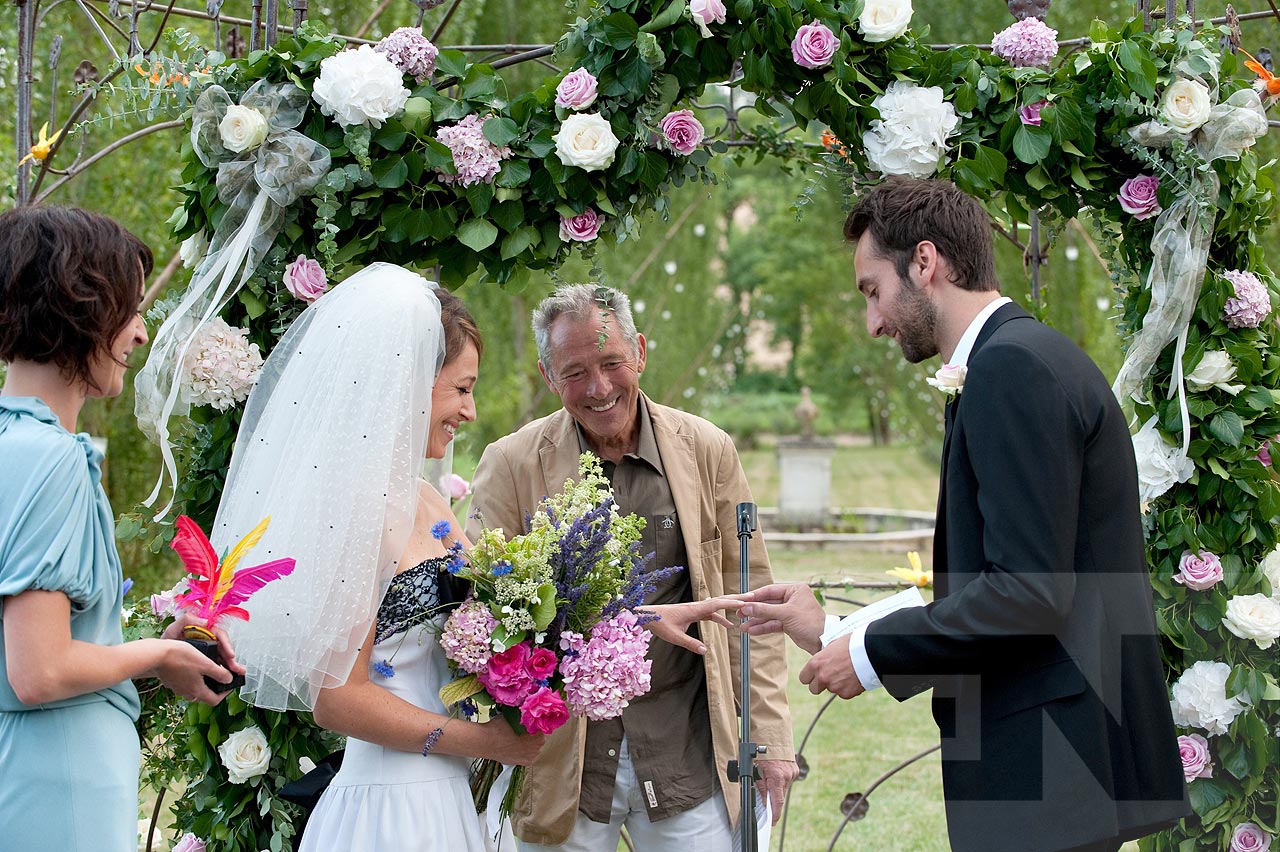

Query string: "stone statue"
[[794, 386, 819, 441]]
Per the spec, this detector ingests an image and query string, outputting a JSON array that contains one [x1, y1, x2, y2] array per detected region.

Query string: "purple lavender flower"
[[373, 659, 395, 678]]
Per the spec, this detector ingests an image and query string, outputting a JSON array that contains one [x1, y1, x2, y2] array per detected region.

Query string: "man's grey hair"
[[532, 284, 641, 379]]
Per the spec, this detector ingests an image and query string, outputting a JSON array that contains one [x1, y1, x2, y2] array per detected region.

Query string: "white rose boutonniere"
[[1222, 593, 1280, 649], [1186, 350, 1245, 395], [1161, 79, 1213, 134], [553, 112, 620, 172], [859, 0, 912, 44], [311, 45, 411, 129], [926, 364, 966, 396], [218, 725, 272, 783], [218, 104, 270, 154]]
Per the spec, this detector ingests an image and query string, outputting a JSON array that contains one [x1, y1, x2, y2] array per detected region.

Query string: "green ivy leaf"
[[483, 117, 521, 148], [434, 49, 468, 79], [601, 13, 640, 50], [501, 225, 540, 260], [372, 156, 408, 189], [1013, 124, 1052, 165], [1207, 411, 1245, 447], [456, 218, 498, 252], [1187, 778, 1227, 816]]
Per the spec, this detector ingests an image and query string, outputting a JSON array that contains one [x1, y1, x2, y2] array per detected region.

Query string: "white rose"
[[859, 0, 912, 43], [179, 232, 208, 270], [312, 45, 411, 129], [1223, 594, 1280, 649], [217, 726, 272, 783], [1169, 660, 1250, 736], [1161, 79, 1212, 134], [864, 82, 959, 178], [1186, 350, 1244, 395], [553, 112, 620, 172], [1132, 416, 1194, 504], [218, 105, 270, 154], [1261, 547, 1280, 599]]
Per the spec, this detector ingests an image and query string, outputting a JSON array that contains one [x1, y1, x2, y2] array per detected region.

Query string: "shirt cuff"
[[846, 620, 883, 692]]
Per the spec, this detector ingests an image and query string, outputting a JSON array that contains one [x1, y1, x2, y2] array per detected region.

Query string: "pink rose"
[[1174, 549, 1224, 591], [1019, 101, 1046, 126], [559, 208, 601, 242], [151, 589, 177, 617], [1177, 734, 1213, 783], [1119, 175, 1161, 221], [1231, 823, 1273, 852], [519, 686, 570, 735], [173, 834, 207, 852], [689, 0, 727, 36], [659, 109, 705, 156], [555, 68, 599, 111], [479, 642, 537, 706], [447, 473, 471, 500], [283, 255, 328, 302], [791, 21, 839, 69], [526, 646, 558, 681], [1259, 440, 1273, 467]]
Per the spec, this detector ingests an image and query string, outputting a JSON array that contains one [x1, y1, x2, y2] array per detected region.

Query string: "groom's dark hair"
[[844, 177, 998, 292]]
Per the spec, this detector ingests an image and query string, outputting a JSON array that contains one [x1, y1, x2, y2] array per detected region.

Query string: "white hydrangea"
[[181, 318, 264, 411], [863, 82, 959, 178], [1169, 660, 1250, 736], [311, 45, 411, 128]]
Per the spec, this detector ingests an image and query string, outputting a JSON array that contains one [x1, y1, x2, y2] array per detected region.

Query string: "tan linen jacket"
[[468, 398, 794, 844]]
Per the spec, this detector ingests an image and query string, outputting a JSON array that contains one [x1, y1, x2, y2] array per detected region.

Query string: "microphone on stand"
[[728, 502, 764, 852]]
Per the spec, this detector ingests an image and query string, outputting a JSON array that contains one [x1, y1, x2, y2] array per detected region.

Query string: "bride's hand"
[[483, 717, 546, 766], [641, 598, 742, 654]]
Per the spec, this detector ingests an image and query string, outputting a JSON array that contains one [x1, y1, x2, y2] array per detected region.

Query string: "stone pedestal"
[[776, 438, 835, 529]]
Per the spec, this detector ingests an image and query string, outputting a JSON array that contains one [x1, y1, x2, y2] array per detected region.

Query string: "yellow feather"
[[215, 516, 272, 601]]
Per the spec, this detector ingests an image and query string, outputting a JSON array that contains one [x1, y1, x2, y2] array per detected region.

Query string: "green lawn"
[[740, 443, 941, 511]]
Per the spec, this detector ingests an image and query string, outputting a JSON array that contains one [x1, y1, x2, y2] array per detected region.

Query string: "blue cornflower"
[[460, 699, 477, 718], [431, 520, 452, 540], [491, 560, 513, 577], [449, 540, 465, 555], [446, 555, 466, 575], [373, 659, 395, 678]]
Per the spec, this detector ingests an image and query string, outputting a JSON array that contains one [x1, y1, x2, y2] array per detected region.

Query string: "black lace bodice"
[[373, 556, 459, 645]]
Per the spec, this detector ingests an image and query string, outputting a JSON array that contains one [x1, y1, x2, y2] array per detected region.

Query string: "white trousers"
[[516, 737, 733, 852]]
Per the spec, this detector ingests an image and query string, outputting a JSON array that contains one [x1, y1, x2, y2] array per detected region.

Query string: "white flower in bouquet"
[[864, 82, 959, 178], [217, 725, 271, 783], [1261, 547, 1280, 598], [178, 232, 208, 270], [1169, 660, 1250, 736], [1131, 416, 1194, 504], [859, 0, 912, 43], [1186, 350, 1244, 395], [181, 317, 264, 411], [1161, 79, 1212, 134], [553, 112, 620, 171], [311, 45, 411, 129], [1222, 594, 1280, 649], [218, 104, 270, 154]]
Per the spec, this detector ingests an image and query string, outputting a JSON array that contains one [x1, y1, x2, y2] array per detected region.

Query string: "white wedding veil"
[[214, 262, 444, 711]]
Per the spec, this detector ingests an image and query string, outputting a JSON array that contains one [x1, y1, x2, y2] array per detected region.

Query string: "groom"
[[739, 177, 1190, 852]]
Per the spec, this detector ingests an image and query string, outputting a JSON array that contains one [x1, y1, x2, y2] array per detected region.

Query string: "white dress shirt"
[[837, 295, 1012, 690]]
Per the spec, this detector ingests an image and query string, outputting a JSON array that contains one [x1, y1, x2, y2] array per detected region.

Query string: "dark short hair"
[[0, 205, 154, 390], [436, 287, 483, 364], [844, 177, 998, 292]]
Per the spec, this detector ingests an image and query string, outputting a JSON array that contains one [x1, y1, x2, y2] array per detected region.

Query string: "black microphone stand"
[[727, 502, 764, 852]]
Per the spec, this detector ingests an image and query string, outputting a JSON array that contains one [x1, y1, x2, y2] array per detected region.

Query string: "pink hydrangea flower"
[[478, 642, 537, 706], [1174, 549, 1224, 591], [991, 17, 1059, 68], [374, 27, 439, 84], [791, 21, 839, 69], [1222, 269, 1272, 329], [555, 68, 599, 110], [440, 599, 498, 674], [559, 610, 653, 720], [560, 208, 601, 242], [520, 686, 570, 734], [283, 255, 328, 302], [435, 114, 513, 187], [1230, 823, 1273, 852], [1119, 176, 1161, 221], [659, 109, 705, 155], [1177, 734, 1213, 783], [1019, 101, 1046, 126]]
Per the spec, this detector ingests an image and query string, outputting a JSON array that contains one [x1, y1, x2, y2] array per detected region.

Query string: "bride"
[[217, 264, 541, 850]]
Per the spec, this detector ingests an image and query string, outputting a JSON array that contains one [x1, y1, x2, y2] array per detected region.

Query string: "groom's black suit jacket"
[[865, 303, 1190, 852]]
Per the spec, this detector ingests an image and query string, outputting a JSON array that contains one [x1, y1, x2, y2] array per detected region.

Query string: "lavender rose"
[[560, 208, 602, 242], [1177, 734, 1213, 783], [283, 255, 328, 302], [1019, 101, 1046, 126], [791, 21, 840, 69], [173, 834, 207, 852], [555, 68, 599, 111], [1174, 549, 1224, 591], [1119, 176, 1161, 220], [1231, 823, 1273, 852], [689, 0, 727, 37], [659, 109, 705, 155]]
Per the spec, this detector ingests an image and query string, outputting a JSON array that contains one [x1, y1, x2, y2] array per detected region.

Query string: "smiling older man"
[[469, 283, 797, 852]]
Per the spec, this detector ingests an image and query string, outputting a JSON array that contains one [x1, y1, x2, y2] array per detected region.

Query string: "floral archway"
[[21, 0, 1279, 848]]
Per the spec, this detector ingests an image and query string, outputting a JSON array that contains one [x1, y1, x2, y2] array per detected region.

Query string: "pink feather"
[[168, 515, 296, 627]]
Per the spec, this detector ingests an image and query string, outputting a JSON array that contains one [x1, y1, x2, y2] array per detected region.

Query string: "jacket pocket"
[[983, 658, 1089, 720], [698, 533, 723, 596]]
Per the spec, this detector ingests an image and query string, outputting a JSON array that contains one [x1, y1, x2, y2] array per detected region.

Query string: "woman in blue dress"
[[0, 206, 242, 852]]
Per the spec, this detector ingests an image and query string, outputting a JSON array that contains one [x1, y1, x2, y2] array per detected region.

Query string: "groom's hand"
[[799, 634, 865, 699], [736, 583, 826, 654]]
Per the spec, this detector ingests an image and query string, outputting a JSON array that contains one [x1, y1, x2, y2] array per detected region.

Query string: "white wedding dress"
[[299, 556, 509, 851]]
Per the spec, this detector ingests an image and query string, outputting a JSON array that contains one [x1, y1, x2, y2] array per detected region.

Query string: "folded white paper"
[[820, 587, 927, 646], [730, 789, 771, 852]]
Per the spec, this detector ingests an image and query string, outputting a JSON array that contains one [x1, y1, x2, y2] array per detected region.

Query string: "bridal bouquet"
[[434, 453, 680, 816]]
